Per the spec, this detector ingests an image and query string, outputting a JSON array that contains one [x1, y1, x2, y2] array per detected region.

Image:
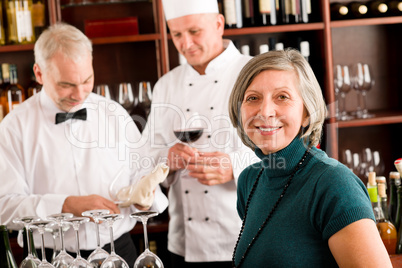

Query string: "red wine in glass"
[[174, 128, 203, 143]]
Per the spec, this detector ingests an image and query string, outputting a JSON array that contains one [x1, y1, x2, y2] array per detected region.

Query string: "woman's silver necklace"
[[232, 148, 310, 268]]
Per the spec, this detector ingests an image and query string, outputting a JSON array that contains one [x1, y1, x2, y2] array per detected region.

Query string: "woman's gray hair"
[[34, 22, 93, 70], [229, 48, 327, 150]]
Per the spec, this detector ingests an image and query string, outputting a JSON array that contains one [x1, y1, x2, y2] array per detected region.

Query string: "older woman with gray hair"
[[229, 49, 391, 267]]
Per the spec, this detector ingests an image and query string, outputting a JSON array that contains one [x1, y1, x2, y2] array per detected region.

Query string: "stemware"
[[130, 211, 164, 268], [65, 217, 92, 268], [99, 214, 129, 268], [30, 220, 56, 268], [117, 82, 135, 113], [351, 63, 375, 119], [334, 64, 353, 121], [82, 209, 111, 267], [341, 149, 353, 171], [12, 216, 41, 268], [94, 84, 112, 100], [373, 150, 385, 175], [47, 213, 74, 268], [108, 168, 135, 207], [44, 222, 70, 263], [138, 81, 153, 117], [173, 112, 204, 144]]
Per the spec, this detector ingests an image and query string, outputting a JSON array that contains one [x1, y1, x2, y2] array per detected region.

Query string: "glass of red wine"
[[173, 112, 204, 144]]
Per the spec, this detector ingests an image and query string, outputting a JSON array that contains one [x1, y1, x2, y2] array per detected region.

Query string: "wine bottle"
[[31, 0, 45, 38], [367, 172, 381, 219], [259, 44, 269, 54], [378, 180, 389, 221], [388, 171, 401, 226], [0, 2, 6, 45], [241, 44, 250, 56], [3, 64, 25, 115], [257, 0, 277, 25], [27, 65, 42, 98], [223, 0, 242, 28], [5, 0, 35, 44], [300, 0, 311, 23], [299, 40, 310, 62], [242, 0, 256, 27], [388, 0, 402, 16], [368, 0, 389, 17], [330, 3, 349, 20], [0, 225, 18, 268], [348, 2, 369, 19], [377, 184, 397, 255]]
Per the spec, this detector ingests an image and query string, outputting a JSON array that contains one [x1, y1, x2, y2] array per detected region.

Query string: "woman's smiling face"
[[241, 69, 308, 154]]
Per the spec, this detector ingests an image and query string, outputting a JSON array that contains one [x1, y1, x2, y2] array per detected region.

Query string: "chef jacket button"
[[186, 108, 190, 112], [204, 190, 208, 194], [188, 217, 192, 221], [214, 80, 218, 83], [205, 217, 209, 221], [210, 107, 214, 110], [189, 83, 193, 86], [185, 190, 189, 194], [207, 135, 211, 139]]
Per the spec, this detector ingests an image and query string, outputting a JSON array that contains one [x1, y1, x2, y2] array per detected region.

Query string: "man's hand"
[[167, 143, 198, 172], [186, 151, 234, 186], [62, 195, 120, 216]]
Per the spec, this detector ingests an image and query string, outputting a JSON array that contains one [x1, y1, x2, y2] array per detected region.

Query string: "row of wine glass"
[[13, 210, 163, 268], [334, 63, 375, 121], [342, 147, 385, 179], [94, 81, 153, 115]]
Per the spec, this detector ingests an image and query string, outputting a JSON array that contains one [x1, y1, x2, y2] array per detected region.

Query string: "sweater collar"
[[255, 136, 309, 177]]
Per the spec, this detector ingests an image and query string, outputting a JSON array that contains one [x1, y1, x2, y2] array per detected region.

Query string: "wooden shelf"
[[223, 22, 325, 36], [0, 44, 35, 53], [337, 111, 402, 128], [331, 16, 402, 28], [91, 33, 161, 45]]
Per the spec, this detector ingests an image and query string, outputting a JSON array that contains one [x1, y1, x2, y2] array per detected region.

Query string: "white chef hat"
[[162, 0, 219, 21]]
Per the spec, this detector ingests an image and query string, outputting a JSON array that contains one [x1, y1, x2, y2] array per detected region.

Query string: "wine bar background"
[[1, 0, 402, 265]]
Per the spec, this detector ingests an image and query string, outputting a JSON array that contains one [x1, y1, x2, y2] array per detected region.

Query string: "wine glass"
[[117, 82, 135, 112], [130, 211, 164, 268], [138, 81, 152, 117], [12, 216, 41, 268], [82, 209, 110, 267], [173, 112, 204, 144], [334, 64, 353, 121], [30, 220, 56, 268], [47, 213, 74, 268], [341, 149, 353, 171], [44, 221, 70, 263], [65, 217, 92, 268], [99, 214, 129, 268], [108, 168, 135, 207], [94, 84, 112, 100], [351, 63, 375, 119], [373, 150, 385, 175]]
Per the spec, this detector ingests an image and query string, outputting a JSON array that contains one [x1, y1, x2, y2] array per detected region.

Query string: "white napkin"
[[117, 163, 169, 208]]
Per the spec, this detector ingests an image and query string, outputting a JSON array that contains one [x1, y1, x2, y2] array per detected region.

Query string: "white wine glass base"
[[82, 209, 111, 268], [13, 216, 42, 268], [130, 211, 164, 268]]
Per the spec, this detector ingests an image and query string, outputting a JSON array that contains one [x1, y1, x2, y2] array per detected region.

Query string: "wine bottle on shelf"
[[242, 0, 256, 27], [223, 0, 243, 28], [0, 225, 18, 268], [388, 171, 401, 226], [27, 67, 42, 98], [368, 0, 389, 17], [3, 64, 25, 115], [388, 0, 402, 15], [259, 44, 269, 54], [280, 0, 289, 24], [241, 44, 250, 56], [31, 0, 46, 38], [377, 183, 397, 255], [377, 180, 389, 221], [257, 0, 278, 26], [300, 0, 311, 23], [0, 2, 6, 45], [275, 42, 284, 50], [299, 40, 310, 62], [5, 0, 35, 44], [330, 3, 349, 20], [348, 2, 369, 19]]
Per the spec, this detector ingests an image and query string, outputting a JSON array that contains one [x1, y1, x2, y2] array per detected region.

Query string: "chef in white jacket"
[[136, 0, 258, 266]]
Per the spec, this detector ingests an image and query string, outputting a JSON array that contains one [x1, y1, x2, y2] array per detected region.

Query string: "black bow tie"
[[55, 108, 87, 124]]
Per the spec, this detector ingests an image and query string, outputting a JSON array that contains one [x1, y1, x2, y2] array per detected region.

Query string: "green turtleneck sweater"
[[234, 137, 375, 267]]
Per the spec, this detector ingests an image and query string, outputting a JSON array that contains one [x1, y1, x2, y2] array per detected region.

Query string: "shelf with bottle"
[[60, 0, 149, 8], [336, 110, 402, 128]]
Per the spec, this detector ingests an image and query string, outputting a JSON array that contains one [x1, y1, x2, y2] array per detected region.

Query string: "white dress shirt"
[[0, 89, 168, 251], [139, 40, 259, 262]]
